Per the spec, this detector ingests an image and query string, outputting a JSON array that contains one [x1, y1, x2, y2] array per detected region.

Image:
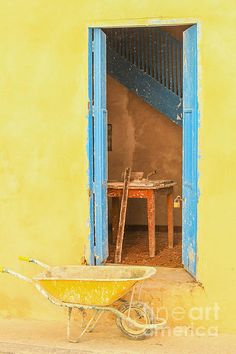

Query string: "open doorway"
[[106, 26, 187, 267], [88, 24, 199, 275]]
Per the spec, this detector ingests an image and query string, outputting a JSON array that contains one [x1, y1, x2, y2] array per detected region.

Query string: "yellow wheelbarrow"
[[0, 257, 166, 342]]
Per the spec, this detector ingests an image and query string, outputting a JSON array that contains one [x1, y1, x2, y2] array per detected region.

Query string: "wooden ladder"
[[114, 167, 131, 263]]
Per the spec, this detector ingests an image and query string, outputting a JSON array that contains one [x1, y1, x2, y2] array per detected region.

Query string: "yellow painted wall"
[[0, 0, 236, 332]]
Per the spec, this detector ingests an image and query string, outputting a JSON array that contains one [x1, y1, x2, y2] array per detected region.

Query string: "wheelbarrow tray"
[[34, 265, 156, 306]]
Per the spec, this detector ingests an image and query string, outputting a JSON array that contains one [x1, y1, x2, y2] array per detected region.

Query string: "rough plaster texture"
[[107, 75, 182, 226]]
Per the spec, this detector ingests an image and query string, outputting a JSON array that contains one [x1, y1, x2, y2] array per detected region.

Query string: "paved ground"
[[0, 319, 236, 354]]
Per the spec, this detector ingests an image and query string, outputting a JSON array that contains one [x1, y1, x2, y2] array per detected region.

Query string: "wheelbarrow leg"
[[67, 307, 83, 343], [67, 307, 103, 343], [86, 310, 103, 333]]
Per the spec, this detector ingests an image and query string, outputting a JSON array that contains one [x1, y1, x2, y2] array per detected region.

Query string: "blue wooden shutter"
[[93, 28, 108, 264], [182, 25, 198, 275], [88, 28, 95, 264]]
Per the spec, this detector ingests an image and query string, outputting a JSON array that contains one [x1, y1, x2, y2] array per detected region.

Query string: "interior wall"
[[107, 75, 182, 227]]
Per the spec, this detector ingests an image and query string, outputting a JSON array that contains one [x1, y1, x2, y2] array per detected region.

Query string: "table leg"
[[167, 190, 174, 248], [112, 198, 120, 244], [147, 190, 156, 257]]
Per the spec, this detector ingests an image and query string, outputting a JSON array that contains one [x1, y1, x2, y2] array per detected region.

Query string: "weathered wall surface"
[[0, 0, 236, 333], [107, 75, 182, 226]]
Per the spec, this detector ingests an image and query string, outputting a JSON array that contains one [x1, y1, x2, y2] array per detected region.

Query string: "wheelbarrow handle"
[[19, 256, 31, 262], [19, 256, 51, 270], [0, 267, 32, 283]]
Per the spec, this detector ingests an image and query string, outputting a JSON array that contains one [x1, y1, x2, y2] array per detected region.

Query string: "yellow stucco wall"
[[0, 0, 236, 332]]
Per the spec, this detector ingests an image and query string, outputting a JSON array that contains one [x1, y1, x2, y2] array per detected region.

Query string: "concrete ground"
[[0, 319, 236, 354]]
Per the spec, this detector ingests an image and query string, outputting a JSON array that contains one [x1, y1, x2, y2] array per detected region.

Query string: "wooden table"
[[108, 180, 177, 258]]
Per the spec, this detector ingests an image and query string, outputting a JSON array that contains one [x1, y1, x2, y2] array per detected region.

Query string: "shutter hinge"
[[88, 101, 95, 115], [94, 246, 99, 260], [89, 182, 95, 197]]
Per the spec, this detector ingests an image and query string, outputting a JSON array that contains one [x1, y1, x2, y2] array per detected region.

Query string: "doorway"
[[88, 24, 199, 276]]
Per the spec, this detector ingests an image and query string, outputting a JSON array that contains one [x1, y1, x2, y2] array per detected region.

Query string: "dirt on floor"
[[107, 230, 182, 267]]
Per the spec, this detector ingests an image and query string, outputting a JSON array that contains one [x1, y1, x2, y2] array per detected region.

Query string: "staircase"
[[106, 28, 183, 126]]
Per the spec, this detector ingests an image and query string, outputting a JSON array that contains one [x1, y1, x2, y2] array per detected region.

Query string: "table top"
[[107, 179, 177, 190]]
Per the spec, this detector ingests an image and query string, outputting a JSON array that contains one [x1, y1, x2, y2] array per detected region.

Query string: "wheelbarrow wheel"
[[116, 301, 155, 340]]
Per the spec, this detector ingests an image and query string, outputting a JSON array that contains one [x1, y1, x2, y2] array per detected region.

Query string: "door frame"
[[88, 22, 200, 274]]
